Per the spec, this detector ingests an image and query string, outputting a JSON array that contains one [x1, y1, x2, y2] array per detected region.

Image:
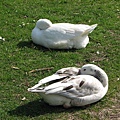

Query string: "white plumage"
[[28, 64, 108, 108], [31, 19, 97, 49]]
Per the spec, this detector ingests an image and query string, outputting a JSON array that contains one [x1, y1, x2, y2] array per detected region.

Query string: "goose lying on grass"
[[28, 64, 108, 108], [31, 19, 97, 49]]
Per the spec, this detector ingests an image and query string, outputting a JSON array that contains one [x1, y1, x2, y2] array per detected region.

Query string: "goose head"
[[36, 19, 52, 30], [79, 64, 108, 87]]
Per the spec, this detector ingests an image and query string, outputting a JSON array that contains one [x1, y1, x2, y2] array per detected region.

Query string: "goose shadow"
[[17, 40, 79, 52], [8, 99, 92, 117]]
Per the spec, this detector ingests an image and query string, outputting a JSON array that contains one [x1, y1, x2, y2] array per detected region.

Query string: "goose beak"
[[78, 69, 81, 75]]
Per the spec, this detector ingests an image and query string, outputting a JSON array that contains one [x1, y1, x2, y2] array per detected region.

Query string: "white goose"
[[31, 19, 97, 49], [28, 64, 108, 108]]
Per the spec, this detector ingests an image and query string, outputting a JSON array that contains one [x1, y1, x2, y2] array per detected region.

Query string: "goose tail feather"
[[81, 24, 98, 36]]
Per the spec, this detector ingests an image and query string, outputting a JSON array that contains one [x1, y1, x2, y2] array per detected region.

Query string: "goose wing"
[[28, 67, 80, 91], [29, 75, 103, 99], [44, 24, 77, 40], [44, 23, 97, 40]]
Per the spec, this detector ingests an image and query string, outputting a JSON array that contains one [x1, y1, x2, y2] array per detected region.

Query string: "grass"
[[0, 0, 120, 119]]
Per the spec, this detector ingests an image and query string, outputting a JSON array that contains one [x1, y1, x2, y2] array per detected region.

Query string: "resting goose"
[[28, 64, 108, 108], [31, 19, 97, 49]]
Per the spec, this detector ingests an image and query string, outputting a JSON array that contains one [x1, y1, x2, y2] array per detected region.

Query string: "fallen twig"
[[29, 67, 54, 73]]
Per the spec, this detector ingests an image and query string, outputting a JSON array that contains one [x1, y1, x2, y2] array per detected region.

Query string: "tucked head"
[[79, 64, 108, 87], [36, 19, 52, 30]]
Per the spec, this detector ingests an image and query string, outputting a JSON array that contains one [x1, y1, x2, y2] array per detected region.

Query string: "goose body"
[[28, 64, 108, 108], [31, 19, 97, 49]]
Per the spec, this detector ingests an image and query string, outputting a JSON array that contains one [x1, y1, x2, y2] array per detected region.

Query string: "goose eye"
[[94, 70, 96, 72], [83, 69, 86, 71]]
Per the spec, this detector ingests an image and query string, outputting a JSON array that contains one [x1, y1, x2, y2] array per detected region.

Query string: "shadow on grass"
[[17, 41, 48, 51], [17, 41, 78, 52], [8, 99, 90, 117]]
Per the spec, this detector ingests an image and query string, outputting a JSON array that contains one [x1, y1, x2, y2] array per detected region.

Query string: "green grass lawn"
[[0, 0, 120, 119]]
